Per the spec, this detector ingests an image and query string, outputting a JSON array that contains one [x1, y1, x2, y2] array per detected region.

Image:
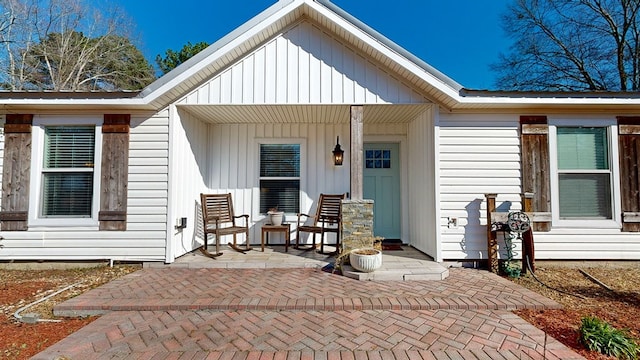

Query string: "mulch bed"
[[0, 265, 140, 359], [1, 262, 638, 360], [510, 263, 640, 360]]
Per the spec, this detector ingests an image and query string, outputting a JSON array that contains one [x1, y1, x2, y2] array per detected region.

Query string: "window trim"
[[28, 116, 103, 228], [548, 118, 621, 228], [253, 138, 306, 221]]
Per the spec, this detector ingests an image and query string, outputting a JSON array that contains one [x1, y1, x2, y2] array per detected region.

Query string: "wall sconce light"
[[332, 136, 344, 166]]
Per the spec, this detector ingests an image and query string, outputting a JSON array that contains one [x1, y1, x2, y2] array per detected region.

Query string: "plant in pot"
[[336, 233, 384, 273], [267, 206, 285, 226], [349, 247, 383, 272]]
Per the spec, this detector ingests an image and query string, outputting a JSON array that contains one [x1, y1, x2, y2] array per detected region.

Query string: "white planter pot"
[[268, 212, 284, 226], [349, 248, 382, 272]]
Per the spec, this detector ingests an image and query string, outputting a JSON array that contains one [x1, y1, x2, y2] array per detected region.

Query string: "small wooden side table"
[[261, 223, 291, 252]]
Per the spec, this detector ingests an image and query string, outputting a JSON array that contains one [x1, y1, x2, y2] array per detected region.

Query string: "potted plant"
[[335, 233, 384, 273], [349, 247, 382, 272], [267, 206, 284, 226]]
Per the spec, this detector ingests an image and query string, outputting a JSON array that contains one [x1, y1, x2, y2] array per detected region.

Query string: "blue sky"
[[113, 0, 510, 90]]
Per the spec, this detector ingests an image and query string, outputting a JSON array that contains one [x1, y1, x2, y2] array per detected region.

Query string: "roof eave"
[[452, 90, 640, 111], [0, 97, 154, 113]]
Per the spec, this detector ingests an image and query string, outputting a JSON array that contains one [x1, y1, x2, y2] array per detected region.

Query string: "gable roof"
[[139, 0, 464, 110]]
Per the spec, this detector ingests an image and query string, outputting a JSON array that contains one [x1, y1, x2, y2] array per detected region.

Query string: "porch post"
[[350, 105, 364, 200]]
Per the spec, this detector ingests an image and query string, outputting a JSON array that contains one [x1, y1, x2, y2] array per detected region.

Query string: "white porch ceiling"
[[177, 104, 431, 124]]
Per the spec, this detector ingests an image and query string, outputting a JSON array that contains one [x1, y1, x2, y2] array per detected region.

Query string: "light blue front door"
[[363, 143, 401, 240]]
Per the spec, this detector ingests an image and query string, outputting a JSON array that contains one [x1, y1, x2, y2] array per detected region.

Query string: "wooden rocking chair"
[[295, 193, 345, 254], [200, 193, 251, 258]]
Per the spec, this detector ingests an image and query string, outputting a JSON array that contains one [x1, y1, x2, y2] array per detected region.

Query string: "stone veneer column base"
[[341, 199, 374, 253]]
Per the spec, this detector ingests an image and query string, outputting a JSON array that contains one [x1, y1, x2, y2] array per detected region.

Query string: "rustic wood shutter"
[[99, 114, 130, 231], [520, 116, 551, 231], [0, 114, 33, 231], [617, 116, 640, 232]]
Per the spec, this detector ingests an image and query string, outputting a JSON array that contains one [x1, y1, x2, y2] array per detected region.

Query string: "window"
[[259, 144, 300, 214], [556, 127, 612, 219], [29, 117, 102, 227], [42, 126, 96, 217]]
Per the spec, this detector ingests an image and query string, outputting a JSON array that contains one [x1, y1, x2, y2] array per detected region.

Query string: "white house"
[[1, 0, 639, 264]]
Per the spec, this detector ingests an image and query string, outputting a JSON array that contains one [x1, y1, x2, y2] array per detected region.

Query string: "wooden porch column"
[[485, 193, 498, 273], [350, 105, 364, 200], [521, 192, 536, 273]]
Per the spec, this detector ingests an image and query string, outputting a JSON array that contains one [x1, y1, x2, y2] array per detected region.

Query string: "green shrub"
[[579, 316, 639, 360], [499, 260, 521, 278]]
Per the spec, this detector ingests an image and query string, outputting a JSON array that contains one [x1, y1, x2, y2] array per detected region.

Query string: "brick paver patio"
[[34, 268, 584, 359]]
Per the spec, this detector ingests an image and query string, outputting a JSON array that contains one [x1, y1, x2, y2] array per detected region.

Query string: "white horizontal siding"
[[531, 230, 640, 260], [0, 111, 169, 262], [437, 112, 640, 261], [179, 20, 428, 106], [438, 113, 522, 261]]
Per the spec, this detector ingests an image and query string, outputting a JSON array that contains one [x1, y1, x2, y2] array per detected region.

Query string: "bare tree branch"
[[0, 0, 154, 90], [493, 0, 640, 91]]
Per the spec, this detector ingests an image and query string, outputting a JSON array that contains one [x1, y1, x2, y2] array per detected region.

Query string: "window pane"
[[557, 127, 608, 170], [260, 180, 300, 213], [559, 174, 611, 219], [260, 144, 300, 177], [42, 173, 93, 217], [45, 126, 95, 168]]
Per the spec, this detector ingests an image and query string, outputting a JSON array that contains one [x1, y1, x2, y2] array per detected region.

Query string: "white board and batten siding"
[[168, 107, 211, 261], [407, 108, 439, 260], [167, 115, 410, 256], [0, 112, 170, 262], [198, 122, 354, 248], [180, 20, 428, 106]]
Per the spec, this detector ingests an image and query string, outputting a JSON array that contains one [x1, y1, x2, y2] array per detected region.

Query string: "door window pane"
[[365, 148, 391, 169]]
